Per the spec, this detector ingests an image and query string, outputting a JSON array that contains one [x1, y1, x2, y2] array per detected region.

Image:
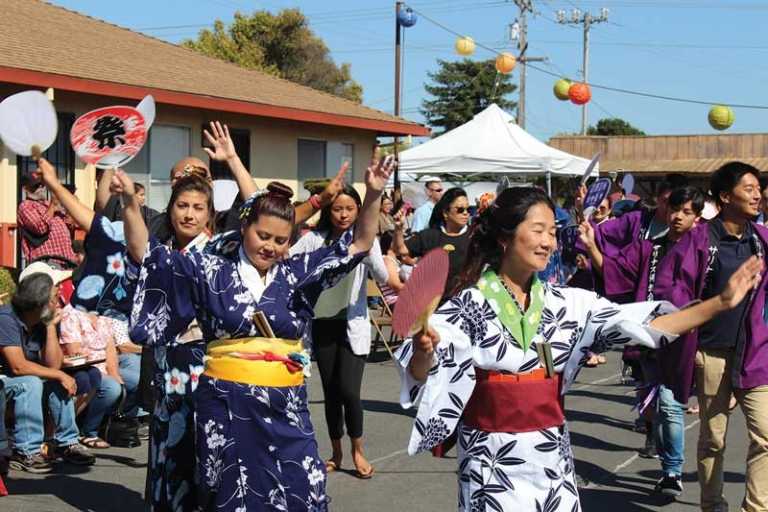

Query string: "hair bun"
[[266, 181, 294, 200]]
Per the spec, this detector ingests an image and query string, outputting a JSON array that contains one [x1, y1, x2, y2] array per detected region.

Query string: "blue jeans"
[[3, 375, 80, 455], [81, 375, 122, 438], [655, 384, 685, 475], [0, 379, 9, 458], [118, 353, 144, 418]]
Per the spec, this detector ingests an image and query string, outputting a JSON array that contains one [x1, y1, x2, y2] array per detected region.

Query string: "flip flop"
[[354, 465, 375, 480], [80, 436, 110, 449]]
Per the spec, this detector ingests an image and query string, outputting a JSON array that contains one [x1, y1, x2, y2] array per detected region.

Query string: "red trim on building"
[[0, 66, 430, 137]]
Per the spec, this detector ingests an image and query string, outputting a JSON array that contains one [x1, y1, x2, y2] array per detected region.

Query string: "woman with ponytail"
[[118, 155, 394, 511], [395, 187, 762, 511]]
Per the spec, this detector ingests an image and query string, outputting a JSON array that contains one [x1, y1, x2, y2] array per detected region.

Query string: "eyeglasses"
[[452, 206, 469, 214], [428, 187, 443, 193]]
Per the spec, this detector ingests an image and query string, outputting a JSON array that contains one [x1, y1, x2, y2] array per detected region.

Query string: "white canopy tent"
[[396, 103, 597, 195]]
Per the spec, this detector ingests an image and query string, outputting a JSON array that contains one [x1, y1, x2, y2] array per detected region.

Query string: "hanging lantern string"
[[526, 63, 768, 110], [405, 3, 768, 111]]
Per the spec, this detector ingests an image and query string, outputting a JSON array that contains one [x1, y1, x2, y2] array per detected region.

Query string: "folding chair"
[[367, 279, 401, 360]]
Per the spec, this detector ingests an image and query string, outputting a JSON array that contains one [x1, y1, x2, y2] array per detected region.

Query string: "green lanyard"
[[477, 270, 544, 353]]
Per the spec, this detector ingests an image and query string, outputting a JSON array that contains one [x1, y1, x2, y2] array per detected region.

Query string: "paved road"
[[3, 349, 750, 511]]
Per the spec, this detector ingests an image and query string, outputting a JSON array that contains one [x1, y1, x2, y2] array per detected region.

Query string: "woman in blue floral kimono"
[[118, 153, 393, 512], [397, 187, 762, 511]]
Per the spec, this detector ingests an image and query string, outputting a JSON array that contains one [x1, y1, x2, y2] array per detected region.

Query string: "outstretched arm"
[[111, 170, 148, 262], [349, 156, 396, 256], [38, 158, 95, 232], [294, 162, 350, 225], [649, 256, 763, 334], [203, 121, 257, 200]]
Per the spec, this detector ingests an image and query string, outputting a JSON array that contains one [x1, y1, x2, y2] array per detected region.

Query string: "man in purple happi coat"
[[654, 162, 768, 512], [581, 186, 705, 498], [577, 179, 675, 259]]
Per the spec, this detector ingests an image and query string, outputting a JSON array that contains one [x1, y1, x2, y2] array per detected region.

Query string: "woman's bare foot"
[[326, 439, 343, 473], [351, 437, 374, 479]]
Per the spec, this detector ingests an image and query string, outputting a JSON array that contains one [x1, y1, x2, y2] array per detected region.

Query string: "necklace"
[[500, 276, 527, 315]]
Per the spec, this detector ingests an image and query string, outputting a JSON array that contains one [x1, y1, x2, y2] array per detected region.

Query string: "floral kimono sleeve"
[[394, 289, 478, 456], [560, 289, 678, 394], [287, 229, 367, 307], [128, 239, 207, 347]]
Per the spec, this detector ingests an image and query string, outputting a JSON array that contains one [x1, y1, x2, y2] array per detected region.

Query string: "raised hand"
[[203, 121, 237, 162], [318, 162, 350, 206], [111, 170, 136, 202], [577, 220, 596, 249], [719, 256, 763, 309], [366, 156, 396, 194], [37, 158, 58, 187], [393, 209, 405, 230]]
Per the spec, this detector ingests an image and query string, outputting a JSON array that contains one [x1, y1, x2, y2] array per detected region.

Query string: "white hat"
[[421, 176, 441, 185], [19, 262, 72, 285]]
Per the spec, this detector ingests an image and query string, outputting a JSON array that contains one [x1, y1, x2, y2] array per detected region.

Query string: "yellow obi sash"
[[204, 337, 307, 387]]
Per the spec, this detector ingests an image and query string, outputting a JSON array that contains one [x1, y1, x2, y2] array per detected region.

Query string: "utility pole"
[[511, 0, 546, 129], [393, 1, 403, 198], [557, 7, 609, 135]]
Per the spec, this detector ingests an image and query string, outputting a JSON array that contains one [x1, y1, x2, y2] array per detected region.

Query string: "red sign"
[[70, 106, 147, 168]]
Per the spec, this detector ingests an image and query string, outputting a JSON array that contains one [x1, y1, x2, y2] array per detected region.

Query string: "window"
[[205, 126, 250, 180], [297, 139, 327, 182], [341, 143, 354, 181], [149, 125, 190, 181], [142, 125, 190, 210]]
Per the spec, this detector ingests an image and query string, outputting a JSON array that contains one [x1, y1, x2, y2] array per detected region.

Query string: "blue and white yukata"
[[130, 228, 365, 512]]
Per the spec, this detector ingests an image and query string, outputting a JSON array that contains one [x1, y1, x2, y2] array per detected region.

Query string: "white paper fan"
[[213, 179, 239, 212], [0, 91, 58, 157], [136, 95, 156, 129]]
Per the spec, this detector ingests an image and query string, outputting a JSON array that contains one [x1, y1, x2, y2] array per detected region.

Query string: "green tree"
[[587, 118, 646, 136], [420, 59, 517, 135], [183, 9, 363, 103]]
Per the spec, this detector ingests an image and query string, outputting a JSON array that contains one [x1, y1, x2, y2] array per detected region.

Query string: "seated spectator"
[[60, 305, 125, 448], [378, 232, 405, 308], [378, 194, 395, 235], [17, 173, 79, 269], [0, 266, 95, 473]]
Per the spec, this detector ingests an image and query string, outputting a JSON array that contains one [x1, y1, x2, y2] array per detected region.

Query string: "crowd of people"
[[0, 122, 766, 512]]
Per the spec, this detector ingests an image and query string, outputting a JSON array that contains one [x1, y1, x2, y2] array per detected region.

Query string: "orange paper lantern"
[[568, 82, 591, 105], [495, 53, 516, 74]]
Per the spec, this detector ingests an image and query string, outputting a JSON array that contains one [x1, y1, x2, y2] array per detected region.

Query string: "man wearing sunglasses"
[[17, 172, 79, 270], [411, 177, 444, 233]]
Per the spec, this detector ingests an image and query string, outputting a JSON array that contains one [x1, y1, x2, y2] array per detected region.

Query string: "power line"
[[405, 2, 768, 111], [526, 62, 768, 109]]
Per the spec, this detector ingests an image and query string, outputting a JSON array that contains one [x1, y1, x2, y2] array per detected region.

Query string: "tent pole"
[[546, 170, 552, 197]]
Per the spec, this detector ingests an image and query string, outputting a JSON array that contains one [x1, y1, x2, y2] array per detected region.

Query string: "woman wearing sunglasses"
[[393, 187, 471, 296]]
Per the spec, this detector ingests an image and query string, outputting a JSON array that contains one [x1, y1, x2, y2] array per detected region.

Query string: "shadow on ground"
[[7, 474, 145, 511]]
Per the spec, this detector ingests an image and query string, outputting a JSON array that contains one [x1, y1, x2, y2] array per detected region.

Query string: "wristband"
[[309, 194, 322, 210]]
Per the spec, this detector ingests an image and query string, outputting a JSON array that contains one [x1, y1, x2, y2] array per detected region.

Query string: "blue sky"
[[50, 0, 768, 141]]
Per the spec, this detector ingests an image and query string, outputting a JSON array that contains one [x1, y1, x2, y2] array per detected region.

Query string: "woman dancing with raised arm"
[[397, 186, 762, 512], [119, 156, 393, 511]]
